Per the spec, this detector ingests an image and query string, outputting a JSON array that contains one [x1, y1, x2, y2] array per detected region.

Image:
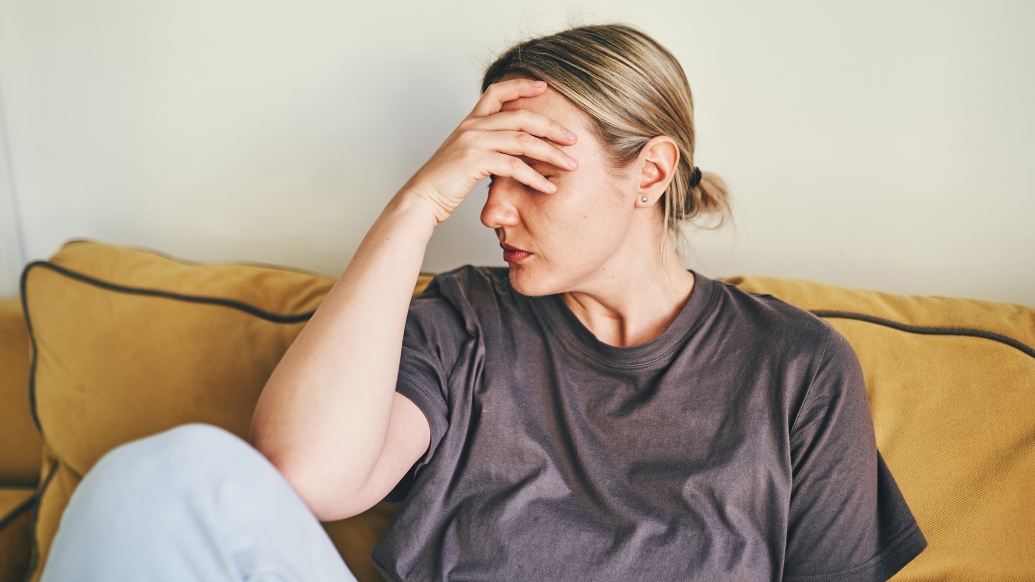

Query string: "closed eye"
[[531, 166, 555, 181], [519, 157, 561, 182]]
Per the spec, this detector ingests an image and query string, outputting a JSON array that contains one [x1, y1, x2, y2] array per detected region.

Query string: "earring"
[[641, 196, 648, 203]]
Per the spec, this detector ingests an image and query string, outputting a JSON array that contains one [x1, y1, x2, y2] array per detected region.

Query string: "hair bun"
[[688, 166, 702, 188]]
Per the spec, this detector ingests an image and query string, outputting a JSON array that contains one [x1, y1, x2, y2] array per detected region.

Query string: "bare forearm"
[[250, 78, 577, 516], [250, 191, 437, 505]]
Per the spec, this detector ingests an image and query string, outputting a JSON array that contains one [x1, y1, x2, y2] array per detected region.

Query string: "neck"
[[561, 231, 695, 347]]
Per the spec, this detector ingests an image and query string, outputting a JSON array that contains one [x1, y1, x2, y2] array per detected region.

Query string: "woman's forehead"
[[499, 86, 590, 133]]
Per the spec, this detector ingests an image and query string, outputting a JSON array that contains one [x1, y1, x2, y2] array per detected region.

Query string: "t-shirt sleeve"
[[783, 327, 927, 582], [381, 280, 467, 503]]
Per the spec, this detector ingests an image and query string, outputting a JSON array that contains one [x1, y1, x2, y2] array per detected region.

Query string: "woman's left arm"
[[783, 329, 927, 582]]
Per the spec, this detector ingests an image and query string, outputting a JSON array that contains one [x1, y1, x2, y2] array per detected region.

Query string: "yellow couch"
[[1, 240, 1032, 581]]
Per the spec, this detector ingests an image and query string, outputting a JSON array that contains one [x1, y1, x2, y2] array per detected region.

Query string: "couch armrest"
[[0, 297, 43, 486], [0, 487, 35, 582]]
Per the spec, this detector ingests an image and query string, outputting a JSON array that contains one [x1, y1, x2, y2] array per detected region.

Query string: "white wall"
[[0, 0, 1032, 305], [0, 88, 24, 298]]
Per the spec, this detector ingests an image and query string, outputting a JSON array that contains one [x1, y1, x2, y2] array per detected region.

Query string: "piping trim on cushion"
[[21, 261, 318, 323], [19, 260, 319, 434], [0, 487, 35, 532], [811, 310, 1035, 359], [23, 459, 58, 582]]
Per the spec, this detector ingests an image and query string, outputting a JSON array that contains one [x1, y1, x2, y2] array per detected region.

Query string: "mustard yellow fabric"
[[25, 240, 332, 479], [727, 276, 1035, 580], [0, 297, 42, 486], [27, 445, 70, 582], [0, 486, 35, 582]]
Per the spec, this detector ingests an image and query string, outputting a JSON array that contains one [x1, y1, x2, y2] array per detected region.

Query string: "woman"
[[43, 24, 925, 581]]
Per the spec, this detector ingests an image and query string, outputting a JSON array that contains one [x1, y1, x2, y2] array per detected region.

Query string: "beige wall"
[[0, 1, 1032, 304], [0, 97, 22, 297]]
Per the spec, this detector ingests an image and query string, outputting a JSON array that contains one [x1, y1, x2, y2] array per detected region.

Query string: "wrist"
[[391, 186, 451, 225], [383, 188, 443, 234]]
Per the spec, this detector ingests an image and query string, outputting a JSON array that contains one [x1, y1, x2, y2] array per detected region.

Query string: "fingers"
[[471, 78, 548, 118], [485, 153, 557, 194], [474, 109, 577, 147], [472, 130, 578, 174], [462, 78, 580, 195]]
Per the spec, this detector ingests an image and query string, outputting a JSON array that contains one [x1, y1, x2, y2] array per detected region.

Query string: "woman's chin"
[[507, 264, 558, 297]]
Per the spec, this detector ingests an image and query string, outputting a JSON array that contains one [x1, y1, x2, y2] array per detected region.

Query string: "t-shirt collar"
[[531, 270, 718, 369]]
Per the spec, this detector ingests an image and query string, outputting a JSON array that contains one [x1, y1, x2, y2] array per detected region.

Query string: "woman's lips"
[[503, 250, 531, 263], [501, 243, 531, 263]]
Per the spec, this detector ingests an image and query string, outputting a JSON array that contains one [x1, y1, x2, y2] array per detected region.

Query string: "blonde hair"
[[483, 24, 731, 246]]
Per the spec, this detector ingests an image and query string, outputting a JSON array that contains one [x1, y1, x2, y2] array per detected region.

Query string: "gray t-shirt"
[[371, 266, 926, 581]]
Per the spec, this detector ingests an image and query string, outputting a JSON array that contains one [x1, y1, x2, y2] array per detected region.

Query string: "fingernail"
[[565, 156, 578, 169], [564, 130, 577, 142], [532, 80, 546, 87], [546, 182, 557, 192]]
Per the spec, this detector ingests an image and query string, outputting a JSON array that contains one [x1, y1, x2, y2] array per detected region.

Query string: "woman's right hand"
[[401, 77, 580, 224], [257, 80, 582, 521]]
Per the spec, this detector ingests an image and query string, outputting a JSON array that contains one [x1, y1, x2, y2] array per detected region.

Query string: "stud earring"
[[641, 196, 648, 203]]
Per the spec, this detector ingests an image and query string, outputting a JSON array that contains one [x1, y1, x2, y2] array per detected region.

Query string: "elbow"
[[277, 460, 353, 521], [264, 449, 371, 522], [248, 403, 380, 521], [250, 427, 371, 521]]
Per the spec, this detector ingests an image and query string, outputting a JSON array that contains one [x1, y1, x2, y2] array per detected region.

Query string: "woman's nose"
[[480, 178, 521, 229]]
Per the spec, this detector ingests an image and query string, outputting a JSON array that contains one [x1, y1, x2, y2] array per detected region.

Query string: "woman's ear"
[[636, 137, 679, 206]]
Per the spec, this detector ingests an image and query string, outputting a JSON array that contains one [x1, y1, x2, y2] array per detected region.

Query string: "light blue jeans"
[[41, 424, 360, 582]]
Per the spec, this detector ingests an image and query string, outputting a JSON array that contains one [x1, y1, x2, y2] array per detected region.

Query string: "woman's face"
[[481, 84, 642, 297]]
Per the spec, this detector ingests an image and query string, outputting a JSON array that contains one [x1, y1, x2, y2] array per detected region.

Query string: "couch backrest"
[[18, 240, 1035, 581]]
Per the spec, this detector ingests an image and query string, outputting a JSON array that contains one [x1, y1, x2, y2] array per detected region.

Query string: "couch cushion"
[[24, 240, 334, 477], [727, 276, 1035, 580], [0, 297, 42, 486], [22, 240, 433, 582]]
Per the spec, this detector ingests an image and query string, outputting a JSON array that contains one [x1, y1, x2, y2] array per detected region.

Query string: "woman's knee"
[[149, 423, 254, 465], [85, 423, 266, 494]]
